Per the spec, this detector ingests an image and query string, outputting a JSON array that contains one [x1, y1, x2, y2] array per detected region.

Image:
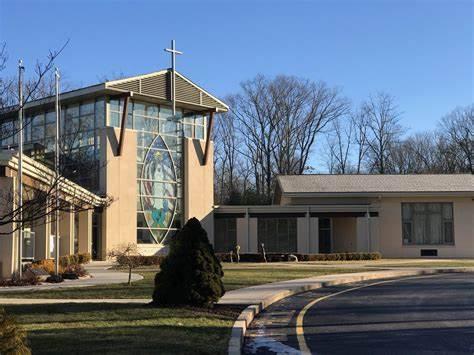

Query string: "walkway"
[[0, 261, 143, 293]]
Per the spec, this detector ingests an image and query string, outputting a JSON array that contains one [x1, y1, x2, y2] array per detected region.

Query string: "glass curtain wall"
[[0, 98, 105, 192]]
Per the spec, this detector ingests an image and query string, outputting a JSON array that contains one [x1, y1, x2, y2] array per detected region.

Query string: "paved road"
[[244, 273, 474, 354]]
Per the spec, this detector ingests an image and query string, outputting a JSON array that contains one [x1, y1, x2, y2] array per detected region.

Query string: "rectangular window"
[[402, 203, 454, 245], [257, 218, 297, 253], [214, 218, 237, 253]]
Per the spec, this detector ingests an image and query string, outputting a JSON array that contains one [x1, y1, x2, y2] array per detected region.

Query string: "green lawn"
[[0, 264, 366, 299], [0, 263, 368, 354], [4, 303, 240, 354]]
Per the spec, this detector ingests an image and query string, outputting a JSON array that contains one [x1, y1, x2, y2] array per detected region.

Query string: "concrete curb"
[[227, 268, 474, 355]]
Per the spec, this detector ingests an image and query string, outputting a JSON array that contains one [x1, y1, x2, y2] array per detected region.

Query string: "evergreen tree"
[[0, 308, 31, 355], [153, 218, 225, 307]]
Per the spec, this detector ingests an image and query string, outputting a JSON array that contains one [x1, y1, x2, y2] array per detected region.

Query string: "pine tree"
[[153, 217, 225, 307], [0, 308, 31, 355]]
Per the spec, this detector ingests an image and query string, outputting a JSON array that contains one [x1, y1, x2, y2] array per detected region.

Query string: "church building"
[[0, 69, 226, 277], [0, 67, 473, 279]]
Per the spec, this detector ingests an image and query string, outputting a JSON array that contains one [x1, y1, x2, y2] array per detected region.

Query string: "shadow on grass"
[[4, 303, 240, 355]]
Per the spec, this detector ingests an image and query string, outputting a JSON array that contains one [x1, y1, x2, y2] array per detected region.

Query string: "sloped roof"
[[0, 69, 228, 118], [106, 70, 228, 111], [277, 174, 474, 196]]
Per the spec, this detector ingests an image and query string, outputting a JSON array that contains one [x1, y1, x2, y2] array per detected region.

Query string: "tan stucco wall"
[[99, 127, 137, 259], [332, 217, 358, 252], [236, 217, 249, 252], [249, 218, 258, 253], [0, 177, 17, 278], [309, 217, 319, 253], [297, 217, 309, 253], [184, 139, 214, 239], [377, 196, 474, 258], [356, 216, 380, 252]]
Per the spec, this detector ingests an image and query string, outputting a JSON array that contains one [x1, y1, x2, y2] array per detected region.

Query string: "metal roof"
[[0, 69, 228, 118], [277, 174, 474, 196]]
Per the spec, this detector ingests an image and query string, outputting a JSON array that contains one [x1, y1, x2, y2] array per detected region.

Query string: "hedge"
[[115, 255, 166, 267], [114, 252, 382, 266], [59, 253, 91, 268], [215, 252, 382, 262]]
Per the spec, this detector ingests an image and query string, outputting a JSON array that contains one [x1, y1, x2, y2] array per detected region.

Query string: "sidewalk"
[[0, 262, 143, 293]]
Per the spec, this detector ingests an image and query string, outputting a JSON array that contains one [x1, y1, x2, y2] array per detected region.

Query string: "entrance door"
[[319, 218, 331, 253]]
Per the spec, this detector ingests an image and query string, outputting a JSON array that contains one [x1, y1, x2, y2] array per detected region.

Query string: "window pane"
[[32, 114, 44, 127], [134, 102, 146, 116], [442, 204, 453, 219], [110, 112, 120, 127], [44, 123, 55, 138], [45, 111, 56, 124], [183, 124, 193, 138], [402, 222, 412, 244], [428, 213, 442, 244], [159, 106, 173, 119], [95, 99, 105, 127], [80, 102, 94, 115], [444, 222, 454, 243], [66, 105, 79, 118], [79, 115, 94, 130], [161, 119, 178, 135], [31, 126, 44, 140], [195, 114, 204, 125], [195, 125, 204, 140]]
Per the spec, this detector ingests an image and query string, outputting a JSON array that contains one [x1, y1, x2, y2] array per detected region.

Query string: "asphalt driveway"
[[243, 272, 474, 354]]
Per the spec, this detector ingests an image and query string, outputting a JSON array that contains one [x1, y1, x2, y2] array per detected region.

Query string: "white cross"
[[164, 40, 183, 115]]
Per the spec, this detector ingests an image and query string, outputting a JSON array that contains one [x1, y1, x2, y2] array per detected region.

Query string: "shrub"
[[31, 259, 59, 275], [0, 278, 39, 287], [59, 253, 91, 268], [45, 275, 64, 283], [215, 252, 382, 262], [77, 252, 91, 264], [153, 218, 225, 307], [62, 264, 88, 278], [0, 307, 31, 355]]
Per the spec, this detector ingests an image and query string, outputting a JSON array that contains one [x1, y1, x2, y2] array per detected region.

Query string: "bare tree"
[[363, 92, 404, 174], [440, 105, 473, 173], [324, 117, 354, 174], [351, 108, 370, 173], [228, 74, 348, 202], [108, 243, 142, 286]]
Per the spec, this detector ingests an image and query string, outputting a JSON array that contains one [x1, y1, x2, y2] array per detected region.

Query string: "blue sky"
[[0, 0, 472, 134]]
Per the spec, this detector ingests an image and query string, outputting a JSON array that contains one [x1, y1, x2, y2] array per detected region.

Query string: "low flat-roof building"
[[214, 174, 474, 258]]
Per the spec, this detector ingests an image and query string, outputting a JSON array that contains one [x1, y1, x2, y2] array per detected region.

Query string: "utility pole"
[[17, 60, 24, 279], [54, 68, 60, 276]]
